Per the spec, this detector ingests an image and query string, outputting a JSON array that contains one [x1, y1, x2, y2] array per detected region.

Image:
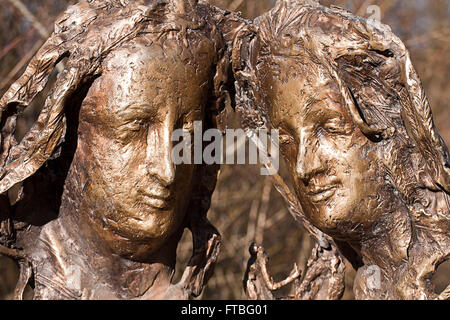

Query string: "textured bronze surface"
[[1, 0, 449, 301], [0, 0, 245, 300], [234, 0, 450, 300], [243, 241, 345, 300]]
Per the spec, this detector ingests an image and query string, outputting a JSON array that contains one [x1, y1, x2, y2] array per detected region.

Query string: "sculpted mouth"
[[306, 185, 339, 203], [141, 191, 173, 209], [143, 197, 171, 209]]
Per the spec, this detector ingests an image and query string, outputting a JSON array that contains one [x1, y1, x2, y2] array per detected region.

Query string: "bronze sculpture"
[[234, 0, 450, 300], [0, 0, 245, 300], [1, 0, 448, 301]]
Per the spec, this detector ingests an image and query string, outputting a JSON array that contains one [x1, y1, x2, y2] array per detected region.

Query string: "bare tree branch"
[[7, 0, 49, 38]]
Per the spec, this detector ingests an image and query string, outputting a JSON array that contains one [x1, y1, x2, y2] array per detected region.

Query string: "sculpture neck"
[[29, 187, 180, 300]]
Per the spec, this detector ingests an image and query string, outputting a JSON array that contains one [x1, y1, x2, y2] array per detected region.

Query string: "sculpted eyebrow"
[[119, 103, 158, 120], [304, 99, 347, 127]]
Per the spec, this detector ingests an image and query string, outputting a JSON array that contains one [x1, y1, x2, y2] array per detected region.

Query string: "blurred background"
[[0, 0, 448, 300]]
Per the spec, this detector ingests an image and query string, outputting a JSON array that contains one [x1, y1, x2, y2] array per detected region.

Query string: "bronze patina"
[[0, 0, 244, 300], [234, 0, 450, 300], [1, 0, 449, 301]]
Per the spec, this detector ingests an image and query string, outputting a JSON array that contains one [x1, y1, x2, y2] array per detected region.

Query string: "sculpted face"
[[72, 35, 215, 255], [264, 60, 386, 239]]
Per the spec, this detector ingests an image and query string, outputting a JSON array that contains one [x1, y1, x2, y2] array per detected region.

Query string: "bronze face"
[[265, 62, 385, 239], [74, 35, 213, 255]]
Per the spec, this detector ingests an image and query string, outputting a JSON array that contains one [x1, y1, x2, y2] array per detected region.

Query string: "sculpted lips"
[[141, 188, 172, 210], [143, 196, 171, 209], [305, 178, 340, 203]]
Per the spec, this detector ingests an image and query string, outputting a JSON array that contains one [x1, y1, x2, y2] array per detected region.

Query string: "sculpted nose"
[[146, 120, 176, 187], [296, 130, 324, 184]]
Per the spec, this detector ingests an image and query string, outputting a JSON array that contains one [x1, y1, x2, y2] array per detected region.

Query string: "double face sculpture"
[[0, 0, 448, 300]]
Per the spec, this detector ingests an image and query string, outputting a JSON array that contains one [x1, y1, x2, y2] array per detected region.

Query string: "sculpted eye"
[[123, 119, 147, 132], [322, 118, 350, 135], [324, 123, 342, 133]]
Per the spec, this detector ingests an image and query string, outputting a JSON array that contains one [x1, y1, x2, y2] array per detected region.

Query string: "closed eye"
[[322, 118, 351, 135], [324, 123, 344, 134], [119, 118, 148, 132]]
